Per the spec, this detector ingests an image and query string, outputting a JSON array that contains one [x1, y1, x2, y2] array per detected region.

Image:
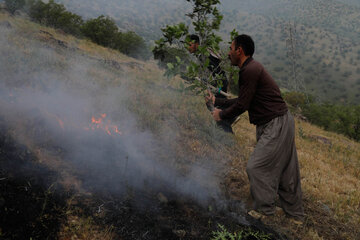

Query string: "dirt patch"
[[37, 30, 68, 48], [308, 134, 332, 146]]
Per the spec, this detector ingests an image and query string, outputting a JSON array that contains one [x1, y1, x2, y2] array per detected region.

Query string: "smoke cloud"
[[0, 22, 235, 210]]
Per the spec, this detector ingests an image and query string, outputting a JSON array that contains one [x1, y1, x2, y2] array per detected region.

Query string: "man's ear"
[[237, 46, 243, 55]]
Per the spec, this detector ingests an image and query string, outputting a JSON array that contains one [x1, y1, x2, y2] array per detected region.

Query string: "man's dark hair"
[[234, 34, 255, 57], [189, 34, 200, 44]]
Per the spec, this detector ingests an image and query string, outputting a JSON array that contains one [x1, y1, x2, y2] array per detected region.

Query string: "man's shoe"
[[289, 217, 304, 225], [248, 210, 266, 220], [275, 206, 285, 216]]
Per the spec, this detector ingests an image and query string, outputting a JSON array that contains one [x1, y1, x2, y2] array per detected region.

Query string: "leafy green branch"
[[153, 0, 229, 95]]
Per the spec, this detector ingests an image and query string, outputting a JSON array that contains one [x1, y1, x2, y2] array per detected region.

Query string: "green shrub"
[[281, 91, 360, 142], [28, 0, 83, 36], [81, 16, 149, 59], [51, 10, 83, 36], [5, 0, 25, 14], [114, 31, 150, 59], [81, 15, 118, 47], [21, 0, 149, 59], [283, 91, 307, 108], [302, 103, 360, 141]]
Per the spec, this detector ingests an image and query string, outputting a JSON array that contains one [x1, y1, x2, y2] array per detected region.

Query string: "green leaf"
[[167, 63, 174, 70], [204, 58, 210, 68], [230, 29, 239, 41], [185, 85, 198, 91]]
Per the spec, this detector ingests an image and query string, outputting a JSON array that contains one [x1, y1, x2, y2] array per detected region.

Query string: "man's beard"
[[230, 57, 238, 66]]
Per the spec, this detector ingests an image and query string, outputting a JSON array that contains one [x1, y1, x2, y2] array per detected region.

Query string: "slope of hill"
[[54, 0, 360, 104], [1, 12, 359, 240]]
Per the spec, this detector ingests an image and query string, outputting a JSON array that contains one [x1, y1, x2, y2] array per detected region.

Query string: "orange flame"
[[88, 113, 122, 136], [44, 110, 122, 136]]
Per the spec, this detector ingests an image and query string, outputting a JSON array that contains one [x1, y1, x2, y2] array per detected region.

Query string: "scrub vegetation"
[[283, 92, 360, 142]]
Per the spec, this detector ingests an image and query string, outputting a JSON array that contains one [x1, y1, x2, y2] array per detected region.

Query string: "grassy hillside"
[[1, 12, 360, 240], [54, 0, 360, 104]]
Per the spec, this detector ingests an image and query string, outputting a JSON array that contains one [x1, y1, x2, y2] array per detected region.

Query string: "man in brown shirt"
[[206, 34, 304, 221]]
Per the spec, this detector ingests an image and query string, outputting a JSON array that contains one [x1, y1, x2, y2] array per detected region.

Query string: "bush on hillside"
[[302, 103, 360, 141], [28, 0, 83, 36], [283, 91, 360, 141], [81, 15, 118, 47], [23, 0, 150, 59], [5, 0, 25, 14], [283, 91, 308, 108], [113, 31, 150, 59], [56, 11, 83, 36], [81, 16, 150, 59]]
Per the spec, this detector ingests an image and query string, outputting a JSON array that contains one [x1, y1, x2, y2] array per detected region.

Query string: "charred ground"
[[0, 119, 285, 240], [0, 120, 68, 239]]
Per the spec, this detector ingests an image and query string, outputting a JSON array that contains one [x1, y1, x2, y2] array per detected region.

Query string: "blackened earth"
[[0, 121, 287, 240]]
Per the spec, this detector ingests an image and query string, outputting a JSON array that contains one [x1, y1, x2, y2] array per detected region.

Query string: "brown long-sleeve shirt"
[[215, 58, 288, 126]]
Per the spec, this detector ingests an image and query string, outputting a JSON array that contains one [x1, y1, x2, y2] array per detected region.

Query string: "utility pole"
[[286, 21, 308, 97], [286, 21, 299, 91]]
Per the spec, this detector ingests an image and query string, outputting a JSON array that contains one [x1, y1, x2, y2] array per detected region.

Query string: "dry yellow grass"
[[231, 114, 360, 239], [59, 214, 115, 240], [296, 120, 360, 222]]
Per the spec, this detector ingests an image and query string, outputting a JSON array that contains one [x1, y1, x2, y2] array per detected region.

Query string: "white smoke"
[[0, 22, 232, 209]]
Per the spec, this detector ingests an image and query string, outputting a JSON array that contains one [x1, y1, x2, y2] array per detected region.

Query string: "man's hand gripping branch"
[[205, 89, 222, 122]]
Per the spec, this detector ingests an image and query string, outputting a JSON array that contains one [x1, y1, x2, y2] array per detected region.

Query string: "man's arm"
[[214, 97, 237, 109], [218, 67, 260, 120]]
